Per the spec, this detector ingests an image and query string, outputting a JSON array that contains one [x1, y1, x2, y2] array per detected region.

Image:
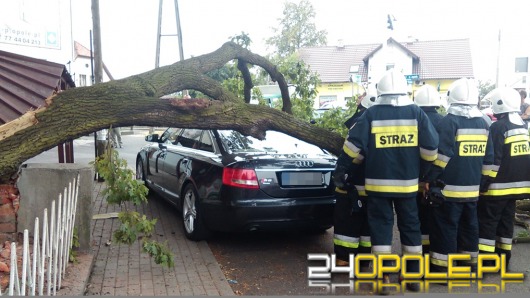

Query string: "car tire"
[[182, 184, 210, 241], [136, 157, 146, 182]]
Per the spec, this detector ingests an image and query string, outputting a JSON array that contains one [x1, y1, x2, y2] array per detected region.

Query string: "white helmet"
[[360, 86, 377, 109], [447, 78, 479, 106], [376, 69, 408, 96], [484, 87, 521, 114], [414, 84, 441, 107]]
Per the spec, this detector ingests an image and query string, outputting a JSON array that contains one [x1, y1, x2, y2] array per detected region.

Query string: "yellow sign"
[[459, 142, 486, 156], [511, 141, 530, 156], [375, 132, 418, 148]]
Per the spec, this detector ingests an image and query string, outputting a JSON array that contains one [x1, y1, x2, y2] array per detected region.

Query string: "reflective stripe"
[[421, 235, 430, 245], [497, 237, 512, 244], [354, 185, 367, 197], [352, 157, 364, 165], [365, 178, 418, 194], [372, 245, 392, 254], [505, 128, 529, 138], [430, 252, 448, 267], [420, 147, 438, 161], [479, 238, 496, 246], [333, 234, 360, 249], [455, 128, 488, 142], [478, 238, 495, 252], [458, 250, 479, 264], [482, 165, 498, 178], [360, 236, 372, 248], [495, 237, 513, 251], [343, 141, 362, 159], [496, 242, 512, 251], [433, 153, 450, 168], [478, 244, 495, 252], [335, 187, 347, 194], [505, 134, 529, 144], [442, 184, 479, 198], [402, 245, 422, 254], [482, 181, 530, 196], [372, 119, 418, 128], [483, 164, 500, 172]]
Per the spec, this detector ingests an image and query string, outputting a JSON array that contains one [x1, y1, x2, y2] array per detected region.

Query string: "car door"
[[159, 128, 202, 204], [146, 128, 180, 189]]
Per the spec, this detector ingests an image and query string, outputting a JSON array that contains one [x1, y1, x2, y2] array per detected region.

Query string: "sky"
[[2, 0, 530, 83]]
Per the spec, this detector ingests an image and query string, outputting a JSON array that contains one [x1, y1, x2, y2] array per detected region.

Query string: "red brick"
[[0, 223, 16, 234], [0, 185, 17, 197], [0, 205, 15, 223]]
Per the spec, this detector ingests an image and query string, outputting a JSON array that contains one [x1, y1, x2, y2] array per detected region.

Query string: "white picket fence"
[[1, 175, 80, 296]]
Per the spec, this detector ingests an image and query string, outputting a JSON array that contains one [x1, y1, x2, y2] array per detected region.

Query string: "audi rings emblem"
[[295, 160, 314, 167]]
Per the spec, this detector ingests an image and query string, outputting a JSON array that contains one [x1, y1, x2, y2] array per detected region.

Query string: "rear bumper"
[[202, 197, 335, 232]]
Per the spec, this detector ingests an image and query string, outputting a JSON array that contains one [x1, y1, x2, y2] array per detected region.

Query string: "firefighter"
[[425, 78, 494, 273], [333, 87, 377, 267], [413, 84, 444, 254], [334, 69, 439, 293], [478, 87, 530, 269]]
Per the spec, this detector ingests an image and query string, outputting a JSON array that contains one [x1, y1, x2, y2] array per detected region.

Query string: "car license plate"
[[281, 172, 323, 186]]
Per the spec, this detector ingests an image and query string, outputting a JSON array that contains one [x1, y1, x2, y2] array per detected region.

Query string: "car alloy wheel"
[[182, 184, 210, 241], [136, 158, 145, 181]]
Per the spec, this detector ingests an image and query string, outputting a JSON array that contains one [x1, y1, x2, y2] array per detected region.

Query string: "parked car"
[[136, 128, 337, 241]]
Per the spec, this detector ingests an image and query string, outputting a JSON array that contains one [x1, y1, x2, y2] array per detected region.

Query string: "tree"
[[478, 79, 496, 100], [0, 42, 344, 184], [265, 0, 327, 58]]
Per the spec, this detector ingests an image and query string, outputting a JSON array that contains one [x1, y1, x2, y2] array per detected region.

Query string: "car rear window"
[[217, 130, 325, 155]]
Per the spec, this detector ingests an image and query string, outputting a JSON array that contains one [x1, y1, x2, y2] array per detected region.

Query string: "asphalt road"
[[25, 129, 530, 296]]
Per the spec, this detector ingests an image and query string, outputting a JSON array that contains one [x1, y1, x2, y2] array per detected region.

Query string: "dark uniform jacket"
[[426, 114, 494, 202], [480, 114, 530, 200], [337, 103, 439, 198]]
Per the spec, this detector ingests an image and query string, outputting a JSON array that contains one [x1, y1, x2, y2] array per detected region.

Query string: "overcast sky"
[[5, 0, 528, 82]]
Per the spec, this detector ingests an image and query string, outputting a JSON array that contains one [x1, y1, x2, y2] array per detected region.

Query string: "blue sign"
[[405, 74, 419, 82]]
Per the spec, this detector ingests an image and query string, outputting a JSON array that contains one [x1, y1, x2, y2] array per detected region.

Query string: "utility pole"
[[92, 0, 103, 84], [155, 0, 185, 67]]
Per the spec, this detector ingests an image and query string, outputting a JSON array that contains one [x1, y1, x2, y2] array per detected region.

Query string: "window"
[[179, 129, 202, 149], [198, 131, 214, 152], [79, 74, 86, 86], [515, 57, 528, 73], [319, 95, 337, 107], [386, 64, 395, 71], [161, 128, 182, 144]]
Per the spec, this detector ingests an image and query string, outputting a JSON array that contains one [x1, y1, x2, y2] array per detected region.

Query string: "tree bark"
[[0, 42, 343, 183]]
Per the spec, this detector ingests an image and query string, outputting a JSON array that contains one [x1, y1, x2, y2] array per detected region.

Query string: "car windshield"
[[217, 130, 326, 155]]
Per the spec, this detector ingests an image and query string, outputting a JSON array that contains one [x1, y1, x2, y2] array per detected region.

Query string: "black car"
[[136, 127, 337, 241]]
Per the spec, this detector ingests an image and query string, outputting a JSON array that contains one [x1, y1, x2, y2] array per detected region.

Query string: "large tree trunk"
[[0, 42, 343, 183]]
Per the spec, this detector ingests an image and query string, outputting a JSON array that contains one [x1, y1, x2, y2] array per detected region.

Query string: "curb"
[[57, 252, 94, 296]]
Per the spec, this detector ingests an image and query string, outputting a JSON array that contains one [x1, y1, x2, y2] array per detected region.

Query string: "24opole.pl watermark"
[[307, 253, 525, 294]]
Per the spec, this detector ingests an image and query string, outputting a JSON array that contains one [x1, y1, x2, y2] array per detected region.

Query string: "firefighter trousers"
[[333, 192, 371, 263], [429, 201, 479, 272], [417, 192, 431, 253], [367, 196, 422, 272], [477, 198, 515, 267]]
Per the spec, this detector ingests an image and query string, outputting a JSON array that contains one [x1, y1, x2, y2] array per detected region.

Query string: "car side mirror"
[[145, 134, 159, 142]]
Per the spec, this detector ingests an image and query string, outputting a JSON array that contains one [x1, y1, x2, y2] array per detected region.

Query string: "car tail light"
[[222, 168, 259, 189]]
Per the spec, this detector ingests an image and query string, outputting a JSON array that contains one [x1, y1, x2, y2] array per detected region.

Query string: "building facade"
[[299, 38, 475, 109]]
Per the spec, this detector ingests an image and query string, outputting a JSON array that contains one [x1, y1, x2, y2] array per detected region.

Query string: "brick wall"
[[0, 184, 19, 242]]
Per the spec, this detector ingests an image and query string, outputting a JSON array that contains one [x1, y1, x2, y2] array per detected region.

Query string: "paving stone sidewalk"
[[84, 182, 235, 296]]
